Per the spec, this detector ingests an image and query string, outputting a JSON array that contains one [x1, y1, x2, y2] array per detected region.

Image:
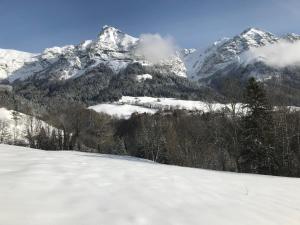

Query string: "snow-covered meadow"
[[89, 103, 157, 119], [0, 144, 300, 225], [90, 96, 300, 119], [89, 96, 243, 119]]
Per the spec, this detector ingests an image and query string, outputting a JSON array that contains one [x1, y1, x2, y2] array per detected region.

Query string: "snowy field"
[[0, 145, 300, 225], [89, 96, 242, 118], [90, 96, 300, 119], [89, 103, 157, 119]]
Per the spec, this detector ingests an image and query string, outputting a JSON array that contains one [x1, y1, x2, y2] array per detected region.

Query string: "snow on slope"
[[0, 108, 56, 144], [0, 144, 300, 225], [93, 25, 138, 51], [2, 27, 300, 82], [182, 28, 279, 80], [89, 96, 243, 118], [182, 28, 300, 81], [0, 49, 40, 80]]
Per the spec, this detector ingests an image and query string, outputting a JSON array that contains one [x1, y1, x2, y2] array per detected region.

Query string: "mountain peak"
[[237, 27, 278, 48], [98, 25, 123, 39], [240, 27, 271, 37], [101, 25, 121, 33], [95, 25, 138, 51]]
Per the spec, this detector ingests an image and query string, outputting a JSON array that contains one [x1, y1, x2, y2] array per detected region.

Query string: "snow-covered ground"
[[90, 96, 300, 119], [89, 96, 243, 118], [0, 144, 300, 225], [89, 103, 157, 119], [135, 74, 153, 82], [118, 96, 234, 111]]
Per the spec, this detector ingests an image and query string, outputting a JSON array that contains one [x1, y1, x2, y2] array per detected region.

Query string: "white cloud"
[[134, 34, 176, 63], [242, 40, 300, 68]]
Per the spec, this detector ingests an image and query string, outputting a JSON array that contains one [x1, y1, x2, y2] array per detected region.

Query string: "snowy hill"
[[0, 144, 300, 225], [0, 107, 57, 144]]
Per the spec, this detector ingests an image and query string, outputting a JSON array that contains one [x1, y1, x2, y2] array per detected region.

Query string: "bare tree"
[[0, 119, 11, 143]]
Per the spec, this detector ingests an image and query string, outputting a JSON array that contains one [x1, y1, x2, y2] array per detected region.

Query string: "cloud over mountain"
[[243, 40, 300, 68], [134, 34, 177, 63]]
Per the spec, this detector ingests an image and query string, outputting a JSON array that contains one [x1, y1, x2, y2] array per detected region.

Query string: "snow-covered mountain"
[[183, 28, 300, 81], [2, 26, 300, 84], [0, 26, 187, 83], [2, 26, 300, 107]]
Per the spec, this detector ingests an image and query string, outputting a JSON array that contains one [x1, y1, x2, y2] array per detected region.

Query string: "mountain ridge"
[[1, 26, 300, 83], [1, 26, 300, 106], [0, 26, 187, 83], [183, 27, 300, 82]]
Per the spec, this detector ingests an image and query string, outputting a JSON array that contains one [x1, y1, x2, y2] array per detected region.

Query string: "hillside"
[[0, 144, 300, 225], [0, 107, 58, 145]]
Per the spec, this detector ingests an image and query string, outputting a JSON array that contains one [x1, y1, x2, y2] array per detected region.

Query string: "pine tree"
[[36, 127, 53, 150], [11, 110, 21, 144], [239, 78, 276, 174]]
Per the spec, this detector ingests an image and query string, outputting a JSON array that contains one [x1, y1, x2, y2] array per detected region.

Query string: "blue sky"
[[0, 0, 300, 52]]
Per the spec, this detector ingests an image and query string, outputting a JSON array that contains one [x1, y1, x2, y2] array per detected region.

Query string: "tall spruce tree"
[[239, 78, 276, 174]]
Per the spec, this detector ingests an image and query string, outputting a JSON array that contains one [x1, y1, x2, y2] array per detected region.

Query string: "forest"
[[1, 78, 300, 177]]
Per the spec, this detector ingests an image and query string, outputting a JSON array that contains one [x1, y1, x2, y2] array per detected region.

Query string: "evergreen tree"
[[239, 78, 276, 174], [11, 110, 21, 144], [36, 127, 46, 149]]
